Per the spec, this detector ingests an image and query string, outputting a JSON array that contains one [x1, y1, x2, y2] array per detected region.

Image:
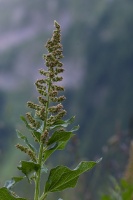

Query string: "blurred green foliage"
[[101, 177, 133, 200]]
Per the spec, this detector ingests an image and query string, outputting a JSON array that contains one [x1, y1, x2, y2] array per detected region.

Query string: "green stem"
[[34, 80, 51, 200], [34, 142, 44, 200], [39, 192, 47, 200]]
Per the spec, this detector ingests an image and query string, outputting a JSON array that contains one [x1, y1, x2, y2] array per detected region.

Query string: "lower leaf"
[[45, 158, 102, 193], [0, 187, 27, 200]]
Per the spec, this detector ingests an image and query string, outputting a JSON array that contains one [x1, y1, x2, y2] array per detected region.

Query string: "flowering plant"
[[0, 21, 101, 200]]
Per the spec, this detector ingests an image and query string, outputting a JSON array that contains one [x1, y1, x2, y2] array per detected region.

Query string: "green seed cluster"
[[41, 130, 49, 143], [16, 143, 37, 162], [25, 21, 66, 142]]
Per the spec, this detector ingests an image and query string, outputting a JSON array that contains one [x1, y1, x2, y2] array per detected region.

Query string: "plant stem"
[[34, 142, 44, 200], [39, 192, 47, 200], [34, 80, 51, 200]]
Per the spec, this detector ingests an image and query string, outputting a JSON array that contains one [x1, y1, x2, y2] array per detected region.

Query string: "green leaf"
[[4, 177, 24, 189], [47, 131, 74, 146], [44, 132, 74, 161], [16, 130, 36, 152], [43, 143, 58, 162], [50, 116, 75, 130], [57, 140, 72, 150], [0, 187, 27, 200], [17, 161, 40, 181], [45, 159, 102, 193]]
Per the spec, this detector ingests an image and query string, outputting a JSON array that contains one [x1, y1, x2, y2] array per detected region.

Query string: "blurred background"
[[1, 0, 133, 199]]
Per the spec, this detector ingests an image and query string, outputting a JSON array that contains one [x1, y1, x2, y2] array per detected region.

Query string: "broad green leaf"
[[17, 161, 40, 181], [45, 159, 102, 193], [44, 133, 74, 161], [4, 177, 24, 189], [16, 130, 36, 152], [0, 187, 27, 200], [50, 116, 75, 130], [47, 131, 74, 146]]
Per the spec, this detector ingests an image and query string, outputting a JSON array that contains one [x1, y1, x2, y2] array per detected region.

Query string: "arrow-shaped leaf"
[[45, 159, 102, 193], [0, 187, 27, 200]]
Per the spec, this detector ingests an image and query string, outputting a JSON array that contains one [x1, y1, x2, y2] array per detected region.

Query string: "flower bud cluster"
[[16, 143, 37, 162], [50, 95, 66, 102], [38, 96, 48, 105], [48, 103, 63, 114], [26, 21, 66, 143], [47, 110, 67, 126], [41, 130, 49, 144], [26, 112, 37, 128]]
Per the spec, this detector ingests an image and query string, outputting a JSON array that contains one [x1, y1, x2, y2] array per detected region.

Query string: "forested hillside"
[[0, 0, 133, 199]]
